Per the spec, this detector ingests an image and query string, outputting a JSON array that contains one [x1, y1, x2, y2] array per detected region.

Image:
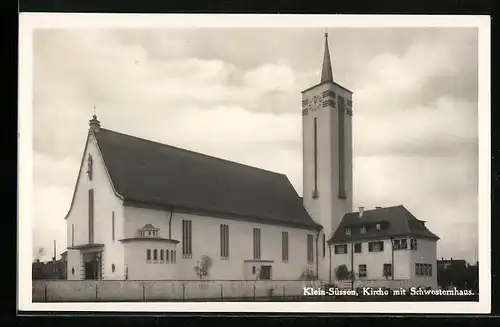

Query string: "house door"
[[260, 265, 272, 280]]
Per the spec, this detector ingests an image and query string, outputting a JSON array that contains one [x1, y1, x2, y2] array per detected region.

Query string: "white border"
[[18, 13, 491, 314]]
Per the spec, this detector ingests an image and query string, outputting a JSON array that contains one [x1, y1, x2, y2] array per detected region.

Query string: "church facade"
[[64, 34, 439, 285]]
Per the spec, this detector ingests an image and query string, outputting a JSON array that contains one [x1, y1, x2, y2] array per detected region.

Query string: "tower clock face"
[[311, 95, 322, 111]]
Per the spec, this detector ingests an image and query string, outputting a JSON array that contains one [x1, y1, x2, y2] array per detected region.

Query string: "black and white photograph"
[[18, 14, 490, 313]]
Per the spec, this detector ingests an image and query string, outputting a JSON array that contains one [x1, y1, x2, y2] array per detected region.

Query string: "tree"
[[35, 247, 44, 262], [335, 264, 350, 280], [194, 255, 212, 280], [300, 268, 318, 281]]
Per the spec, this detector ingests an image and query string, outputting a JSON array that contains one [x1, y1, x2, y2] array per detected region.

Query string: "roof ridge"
[[98, 128, 288, 178]]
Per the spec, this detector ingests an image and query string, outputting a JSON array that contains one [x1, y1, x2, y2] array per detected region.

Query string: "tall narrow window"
[[338, 96, 346, 199], [172, 250, 175, 263], [146, 249, 151, 261], [307, 234, 314, 263], [166, 249, 169, 263], [313, 117, 318, 198], [88, 189, 94, 244], [182, 219, 192, 257], [220, 224, 229, 259], [160, 249, 164, 261], [87, 155, 93, 180], [253, 228, 261, 260], [153, 249, 158, 261], [71, 224, 74, 247], [111, 211, 115, 241], [282, 231, 289, 261], [322, 234, 326, 258]]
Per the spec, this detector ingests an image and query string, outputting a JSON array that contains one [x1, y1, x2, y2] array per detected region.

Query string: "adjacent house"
[[328, 206, 440, 289]]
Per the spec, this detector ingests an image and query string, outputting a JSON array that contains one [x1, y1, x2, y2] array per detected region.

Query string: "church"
[[64, 33, 439, 287]]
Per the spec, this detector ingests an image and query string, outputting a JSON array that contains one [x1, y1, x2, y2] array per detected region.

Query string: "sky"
[[32, 27, 479, 263]]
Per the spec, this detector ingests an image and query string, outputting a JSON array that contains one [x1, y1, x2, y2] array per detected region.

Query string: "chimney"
[[89, 115, 101, 133], [359, 207, 364, 217]]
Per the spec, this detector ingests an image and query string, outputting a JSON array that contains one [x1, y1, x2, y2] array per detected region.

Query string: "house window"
[[334, 244, 348, 254], [307, 234, 314, 263], [393, 239, 408, 250], [322, 234, 326, 258], [410, 238, 418, 250], [146, 249, 151, 261], [415, 263, 432, 277], [87, 155, 93, 180], [172, 250, 176, 263], [383, 264, 392, 278], [253, 228, 261, 260], [182, 219, 192, 258], [220, 224, 229, 259], [360, 225, 366, 234], [282, 231, 289, 261], [153, 249, 158, 261], [345, 227, 351, 236], [166, 249, 169, 263], [160, 249, 164, 261], [88, 189, 94, 244], [368, 241, 384, 252], [111, 212, 115, 241], [354, 243, 362, 253], [359, 264, 367, 278]]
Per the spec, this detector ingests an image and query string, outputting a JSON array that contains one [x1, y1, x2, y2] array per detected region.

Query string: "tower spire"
[[320, 32, 334, 83]]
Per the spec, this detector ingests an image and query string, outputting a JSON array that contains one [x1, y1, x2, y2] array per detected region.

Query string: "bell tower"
[[301, 33, 353, 280]]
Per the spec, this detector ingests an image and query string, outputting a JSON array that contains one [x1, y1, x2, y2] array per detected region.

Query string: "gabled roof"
[[328, 205, 439, 243], [93, 128, 321, 230]]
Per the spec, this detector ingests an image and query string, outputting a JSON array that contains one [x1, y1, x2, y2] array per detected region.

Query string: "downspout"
[[351, 242, 354, 290], [391, 237, 395, 280], [328, 243, 332, 283], [315, 228, 320, 279], [168, 208, 174, 239]]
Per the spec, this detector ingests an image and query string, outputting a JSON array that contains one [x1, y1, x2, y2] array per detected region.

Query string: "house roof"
[[93, 128, 320, 229], [327, 205, 439, 243]]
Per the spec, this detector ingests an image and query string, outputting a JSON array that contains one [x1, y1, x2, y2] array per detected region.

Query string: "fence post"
[[220, 284, 223, 301], [44, 283, 47, 302], [253, 284, 256, 301], [182, 283, 186, 301], [282, 285, 285, 300], [142, 282, 146, 302], [95, 283, 99, 301]]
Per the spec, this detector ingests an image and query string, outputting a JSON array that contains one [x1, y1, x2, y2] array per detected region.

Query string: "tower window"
[[313, 117, 318, 198]]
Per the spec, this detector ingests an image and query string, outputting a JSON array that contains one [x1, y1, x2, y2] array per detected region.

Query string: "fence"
[[33, 280, 323, 302]]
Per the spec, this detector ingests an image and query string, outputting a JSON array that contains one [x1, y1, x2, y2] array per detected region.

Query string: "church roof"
[[327, 205, 439, 243], [94, 128, 321, 230]]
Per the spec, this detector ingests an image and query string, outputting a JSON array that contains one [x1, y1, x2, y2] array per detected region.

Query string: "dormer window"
[[87, 155, 93, 180], [345, 227, 351, 236], [360, 225, 366, 234], [139, 224, 160, 237]]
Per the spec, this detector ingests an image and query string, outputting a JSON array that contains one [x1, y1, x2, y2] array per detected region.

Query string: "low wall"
[[33, 280, 322, 302]]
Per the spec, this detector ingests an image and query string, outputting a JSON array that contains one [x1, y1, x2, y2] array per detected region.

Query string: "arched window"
[[146, 249, 151, 261], [166, 249, 169, 263], [153, 249, 158, 261], [160, 249, 164, 261]]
